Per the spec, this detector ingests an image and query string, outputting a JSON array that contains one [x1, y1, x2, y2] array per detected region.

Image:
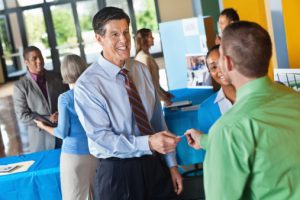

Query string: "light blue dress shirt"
[[54, 89, 90, 155], [74, 54, 176, 167]]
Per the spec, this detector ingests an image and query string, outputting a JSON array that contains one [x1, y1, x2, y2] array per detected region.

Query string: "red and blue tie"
[[119, 68, 154, 135]]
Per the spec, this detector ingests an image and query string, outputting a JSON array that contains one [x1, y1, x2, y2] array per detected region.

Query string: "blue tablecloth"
[[0, 149, 61, 200], [165, 88, 214, 166]]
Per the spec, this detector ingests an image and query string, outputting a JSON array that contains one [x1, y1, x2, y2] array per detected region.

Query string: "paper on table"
[[165, 100, 192, 108], [0, 160, 35, 176], [0, 165, 18, 173]]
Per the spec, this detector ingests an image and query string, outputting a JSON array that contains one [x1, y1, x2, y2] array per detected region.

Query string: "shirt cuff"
[[200, 134, 208, 150], [164, 151, 177, 167], [136, 135, 152, 153]]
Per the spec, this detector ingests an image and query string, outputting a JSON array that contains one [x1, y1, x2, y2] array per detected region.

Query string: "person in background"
[[186, 21, 300, 199], [35, 54, 97, 200], [215, 8, 240, 45], [197, 44, 235, 134], [13, 46, 68, 152], [135, 28, 174, 106], [74, 7, 182, 200]]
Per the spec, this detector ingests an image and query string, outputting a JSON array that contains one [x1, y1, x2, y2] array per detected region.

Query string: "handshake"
[[148, 129, 203, 154]]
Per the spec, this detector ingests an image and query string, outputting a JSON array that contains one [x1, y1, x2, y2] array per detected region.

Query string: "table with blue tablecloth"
[[0, 149, 61, 200], [164, 88, 214, 166]]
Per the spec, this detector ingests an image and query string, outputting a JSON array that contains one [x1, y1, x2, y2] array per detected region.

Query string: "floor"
[[0, 81, 29, 157]]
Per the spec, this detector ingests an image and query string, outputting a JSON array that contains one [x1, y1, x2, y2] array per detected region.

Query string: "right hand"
[[148, 131, 180, 154], [49, 112, 58, 123], [184, 128, 203, 149]]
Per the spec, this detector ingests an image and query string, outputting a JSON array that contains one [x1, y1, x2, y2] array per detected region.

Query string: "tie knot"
[[119, 68, 128, 77]]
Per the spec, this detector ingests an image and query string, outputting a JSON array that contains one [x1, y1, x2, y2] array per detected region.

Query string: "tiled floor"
[[0, 81, 15, 98], [0, 81, 29, 157]]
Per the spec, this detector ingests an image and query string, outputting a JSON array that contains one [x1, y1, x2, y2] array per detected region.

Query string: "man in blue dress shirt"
[[74, 6, 182, 200]]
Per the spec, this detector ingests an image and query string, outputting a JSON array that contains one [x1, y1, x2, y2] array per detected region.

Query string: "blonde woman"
[[134, 28, 174, 106], [35, 54, 97, 200]]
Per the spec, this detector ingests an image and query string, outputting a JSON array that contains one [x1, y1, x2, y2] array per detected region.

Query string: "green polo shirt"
[[200, 76, 300, 200]]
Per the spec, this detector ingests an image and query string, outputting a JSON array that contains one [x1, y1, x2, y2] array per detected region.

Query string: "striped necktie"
[[119, 68, 154, 135]]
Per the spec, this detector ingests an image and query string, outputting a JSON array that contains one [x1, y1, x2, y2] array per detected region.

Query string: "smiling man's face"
[[96, 19, 131, 67]]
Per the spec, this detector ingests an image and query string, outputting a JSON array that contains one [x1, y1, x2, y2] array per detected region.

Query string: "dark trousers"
[[95, 155, 178, 200]]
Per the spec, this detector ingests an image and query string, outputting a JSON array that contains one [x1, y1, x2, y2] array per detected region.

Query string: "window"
[[133, 0, 161, 54]]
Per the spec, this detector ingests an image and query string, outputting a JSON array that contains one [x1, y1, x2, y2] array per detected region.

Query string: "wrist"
[[148, 135, 154, 151]]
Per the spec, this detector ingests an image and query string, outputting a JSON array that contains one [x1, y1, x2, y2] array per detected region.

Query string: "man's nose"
[[120, 33, 127, 42]]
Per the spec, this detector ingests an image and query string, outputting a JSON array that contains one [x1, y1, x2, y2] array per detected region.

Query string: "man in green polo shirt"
[[185, 21, 300, 200]]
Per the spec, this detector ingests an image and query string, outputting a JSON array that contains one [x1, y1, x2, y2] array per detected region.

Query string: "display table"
[[0, 149, 61, 200], [164, 88, 214, 165]]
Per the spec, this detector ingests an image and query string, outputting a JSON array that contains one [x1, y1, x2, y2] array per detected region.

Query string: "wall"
[[222, 0, 274, 77], [267, 0, 289, 69], [157, 0, 194, 22], [282, 0, 300, 68], [201, 0, 220, 32]]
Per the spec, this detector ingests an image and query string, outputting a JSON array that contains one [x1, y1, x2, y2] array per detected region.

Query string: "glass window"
[[76, 0, 99, 64], [6, 12, 26, 77], [23, 8, 52, 69], [50, 3, 80, 61], [0, 16, 13, 70], [0, 0, 4, 10], [17, 0, 43, 7], [133, 0, 161, 54]]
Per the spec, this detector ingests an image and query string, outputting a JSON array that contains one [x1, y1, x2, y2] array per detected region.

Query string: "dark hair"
[[222, 21, 272, 78], [135, 28, 151, 55], [206, 44, 220, 61], [220, 8, 240, 22], [206, 45, 221, 91], [60, 54, 87, 84], [93, 6, 130, 36], [23, 46, 41, 60]]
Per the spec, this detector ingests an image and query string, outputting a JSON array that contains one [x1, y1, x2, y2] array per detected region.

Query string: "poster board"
[[160, 16, 214, 90]]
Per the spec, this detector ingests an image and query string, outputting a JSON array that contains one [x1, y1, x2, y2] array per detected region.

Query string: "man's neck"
[[102, 52, 125, 68], [222, 84, 236, 104], [230, 70, 254, 91]]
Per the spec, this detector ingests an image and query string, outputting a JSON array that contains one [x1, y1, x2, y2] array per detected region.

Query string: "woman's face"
[[146, 32, 154, 47], [206, 50, 230, 86]]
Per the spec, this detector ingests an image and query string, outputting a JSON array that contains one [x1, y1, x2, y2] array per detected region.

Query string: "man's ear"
[[24, 59, 29, 66], [95, 33, 104, 45], [225, 55, 234, 71]]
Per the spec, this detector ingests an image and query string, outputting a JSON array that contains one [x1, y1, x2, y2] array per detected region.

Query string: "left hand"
[[170, 166, 183, 195], [34, 119, 46, 130]]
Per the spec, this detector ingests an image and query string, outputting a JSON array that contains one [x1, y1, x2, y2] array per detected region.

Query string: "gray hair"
[[60, 54, 87, 84]]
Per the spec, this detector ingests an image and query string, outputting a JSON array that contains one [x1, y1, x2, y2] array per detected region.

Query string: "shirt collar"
[[236, 76, 271, 102], [28, 71, 45, 82], [214, 87, 225, 104], [98, 52, 132, 79]]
